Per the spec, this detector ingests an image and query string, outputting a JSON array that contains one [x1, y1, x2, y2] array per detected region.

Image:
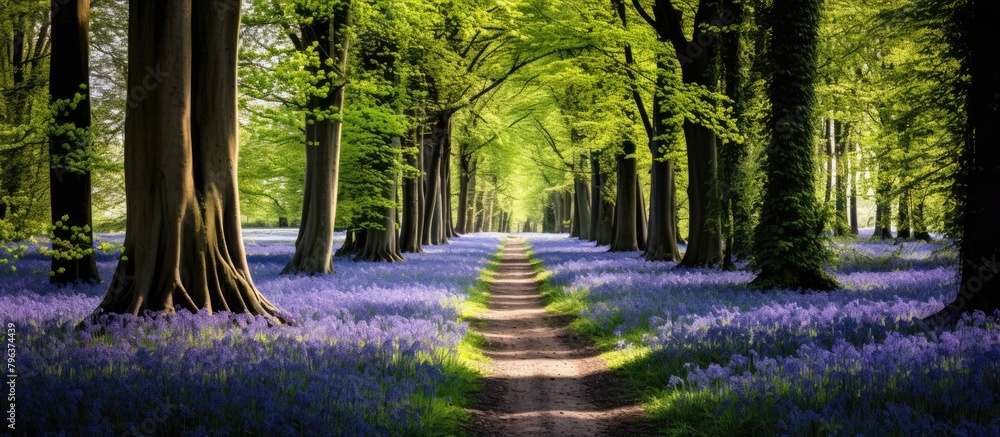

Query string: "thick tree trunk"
[[873, 183, 893, 240], [610, 141, 640, 252], [359, 138, 404, 262], [646, 159, 680, 261], [335, 229, 365, 257], [896, 190, 912, 240], [421, 113, 450, 245], [569, 192, 580, 238], [98, 0, 288, 324], [284, 5, 350, 275], [749, 0, 837, 291], [679, 121, 722, 267], [398, 133, 424, 253], [937, 0, 1000, 315], [574, 175, 592, 240], [49, 0, 100, 284]]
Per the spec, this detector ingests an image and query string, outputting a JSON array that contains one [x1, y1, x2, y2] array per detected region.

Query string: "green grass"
[[523, 241, 774, 436], [424, 239, 508, 436]]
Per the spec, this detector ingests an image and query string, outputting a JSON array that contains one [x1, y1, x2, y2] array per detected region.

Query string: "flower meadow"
[[1, 229, 502, 436], [525, 233, 1000, 436]]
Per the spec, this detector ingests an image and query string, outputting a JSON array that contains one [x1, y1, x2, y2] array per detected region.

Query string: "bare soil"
[[465, 237, 657, 436]]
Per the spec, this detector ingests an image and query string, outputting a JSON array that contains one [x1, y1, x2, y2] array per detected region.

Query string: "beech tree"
[[48, 0, 100, 284], [96, 0, 289, 324], [749, 0, 838, 291]]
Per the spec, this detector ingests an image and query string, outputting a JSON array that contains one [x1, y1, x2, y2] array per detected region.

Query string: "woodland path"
[[466, 236, 656, 436]]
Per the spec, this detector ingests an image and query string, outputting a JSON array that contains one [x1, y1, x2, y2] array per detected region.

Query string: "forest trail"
[[466, 237, 655, 436]]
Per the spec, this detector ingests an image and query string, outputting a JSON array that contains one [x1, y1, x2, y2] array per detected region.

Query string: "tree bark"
[[849, 142, 860, 236], [833, 121, 850, 236], [679, 121, 722, 267], [359, 137, 404, 262], [284, 3, 350, 275], [49, 0, 100, 284], [912, 190, 931, 241], [610, 141, 640, 252], [749, 0, 837, 291], [398, 131, 424, 253], [896, 189, 912, 240], [595, 172, 615, 246], [98, 0, 288, 324], [421, 113, 450, 245], [937, 0, 1000, 315], [574, 171, 592, 240]]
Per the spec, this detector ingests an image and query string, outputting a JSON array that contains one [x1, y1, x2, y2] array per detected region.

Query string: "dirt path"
[[466, 237, 655, 437]]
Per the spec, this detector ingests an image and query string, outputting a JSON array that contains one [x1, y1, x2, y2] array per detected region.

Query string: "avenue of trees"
[[0, 0, 996, 319]]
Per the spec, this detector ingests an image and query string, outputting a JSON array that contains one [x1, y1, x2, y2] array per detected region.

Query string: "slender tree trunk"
[[284, 4, 350, 275], [823, 118, 833, 205], [457, 149, 471, 234], [636, 176, 647, 251], [912, 190, 931, 241], [849, 142, 860, 236], [98, 0, 288, 324], [596, 171, 615, 245], [465, 164, 477, 233], [49, 0, 100, 284], [749, 0, 837, 291], [834, 121, 849, 236], [589, 153, 602, 241]]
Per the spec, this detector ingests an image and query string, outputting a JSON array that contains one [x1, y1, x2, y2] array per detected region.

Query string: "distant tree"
[[48, 0, 100, 284], [97, 0, 289, 324], [749, 0, 838, 291]]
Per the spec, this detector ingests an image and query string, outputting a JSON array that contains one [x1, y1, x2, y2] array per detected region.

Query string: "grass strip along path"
[[465, 236, 654, 436]]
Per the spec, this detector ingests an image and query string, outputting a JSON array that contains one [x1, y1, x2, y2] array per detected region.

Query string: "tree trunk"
[[937, 0, 1000, 315], [635, 176, 647, 251], [610, 141, 639, 252], [398, 132, 423, 253], [873, 181, 893, 239], [678, 121, 722, 267], [646, 158, 680, 261], [574, 174, 592, 240], [456, 149, 471, 234], [849, 142, 860, 236], [570, 191, 580, 238], [465, 166, 477, 233], [833, 121, 850, 236], [749, 0, 837, 291], [421, 113, 450, 245], [284, 4, 350, 275], [823, 118, 833, 205], [49, 0, 100, 284], [589, 153, 602, 241], [98, 0, 289, 324], [359, 137, 404, 262], [912, 190, 931, 241], [595, 172, 615, 246], [896, 190, 912, 240]]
